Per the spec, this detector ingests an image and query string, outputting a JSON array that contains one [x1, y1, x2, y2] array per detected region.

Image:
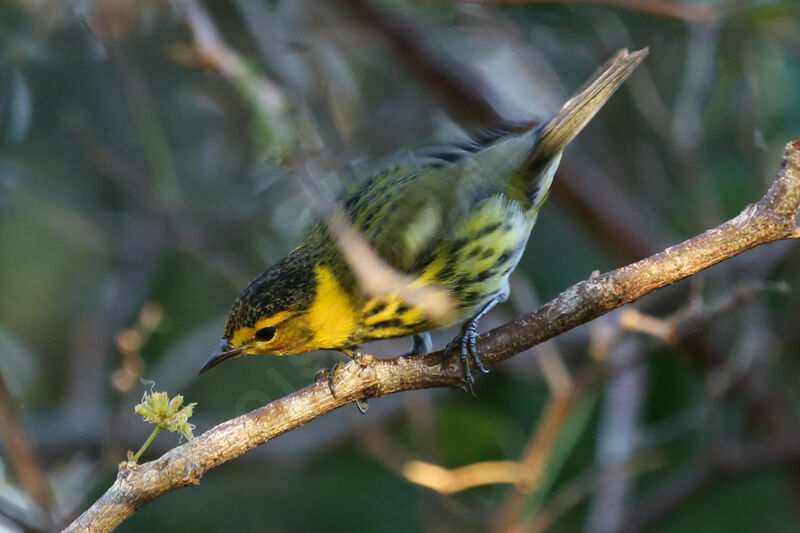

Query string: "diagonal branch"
[[336, 0, 507, 123], [65, 139, 800, 533], [0, 372, 55, 529], [444, 0, 755, 25]]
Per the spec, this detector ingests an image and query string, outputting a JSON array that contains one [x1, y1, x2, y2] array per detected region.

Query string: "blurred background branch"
[[443, 0, 759, 24], [0, 372, 54, 530]]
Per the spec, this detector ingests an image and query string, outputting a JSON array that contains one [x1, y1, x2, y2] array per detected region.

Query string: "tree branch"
[[444, 0, 754, 25], [0, 371, 55, 529], [336, 0, 507, 124], [65, 139, 800, 532]]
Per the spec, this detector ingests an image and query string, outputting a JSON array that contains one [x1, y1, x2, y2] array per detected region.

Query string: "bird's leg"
[[446, 293, 505, 392], [400, 332, 433, 357]]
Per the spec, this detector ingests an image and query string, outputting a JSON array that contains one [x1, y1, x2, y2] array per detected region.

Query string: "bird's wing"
[[340, 127, 539, 273], [339, 156, 456, 273]]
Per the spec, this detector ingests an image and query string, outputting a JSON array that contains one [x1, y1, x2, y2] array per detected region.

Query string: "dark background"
[[1, 1, 800, 531]]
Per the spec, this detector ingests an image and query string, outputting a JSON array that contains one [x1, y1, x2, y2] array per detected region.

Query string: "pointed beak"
[[198, 339, 245, 375]]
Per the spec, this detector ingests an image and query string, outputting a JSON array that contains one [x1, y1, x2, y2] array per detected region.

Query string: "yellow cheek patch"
[[229, 326, 255, 349], [304, 265, 358, 350]]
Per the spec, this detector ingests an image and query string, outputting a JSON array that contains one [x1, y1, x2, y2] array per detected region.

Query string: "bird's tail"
[[530, 48, 649, 163]]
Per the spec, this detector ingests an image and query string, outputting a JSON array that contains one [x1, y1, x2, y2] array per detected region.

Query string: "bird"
[[199, 48, 648, 390]]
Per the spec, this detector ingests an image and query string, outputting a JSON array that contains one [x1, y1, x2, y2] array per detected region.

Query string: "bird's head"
[[198, 253, 359, 374]]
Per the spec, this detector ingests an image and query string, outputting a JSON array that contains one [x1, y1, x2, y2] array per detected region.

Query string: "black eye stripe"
[[255, 326, 276, 341]]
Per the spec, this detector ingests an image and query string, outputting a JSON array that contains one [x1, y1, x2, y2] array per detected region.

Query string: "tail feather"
[[531, 48, 649, 162]]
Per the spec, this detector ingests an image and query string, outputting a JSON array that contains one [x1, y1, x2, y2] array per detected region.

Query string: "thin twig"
[[442, 0, 756, 24], [525, 453, 660, 533], [65, 139, 800, 533], [402, 376, 576, 500], [0, 372, 55, 528], [336, 0, 507, 123], [0, 494, 46, 533], [584, 338, 646, 533], [403, 460, 523, 493], [492, 391, 577, 531]]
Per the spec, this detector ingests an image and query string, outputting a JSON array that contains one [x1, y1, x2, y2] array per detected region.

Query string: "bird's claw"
[[350, 353, 372, 414], [446, 322, 490, 392], [461, 380, 477, 397], [315, 362, 345, 397], [317, 353, 373, 414], [355, 398, 369, 414]]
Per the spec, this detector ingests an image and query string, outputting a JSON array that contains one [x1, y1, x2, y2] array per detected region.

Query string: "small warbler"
[[200, 48, 647, 386]]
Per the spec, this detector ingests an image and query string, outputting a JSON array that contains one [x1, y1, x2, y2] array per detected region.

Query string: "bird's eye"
[[255, 326, 276, 342]]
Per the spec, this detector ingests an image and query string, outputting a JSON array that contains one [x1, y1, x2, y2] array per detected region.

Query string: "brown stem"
[[493, 391, 577, 531], [335, 0, 506, 124], [439, 0, 751, 24], [0, 372, 55, 528]]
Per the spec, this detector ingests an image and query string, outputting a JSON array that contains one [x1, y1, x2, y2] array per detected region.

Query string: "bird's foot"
[[316, 351, 373, 414], [314, 362, 345, 397], [445, 320, 489, 395]]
